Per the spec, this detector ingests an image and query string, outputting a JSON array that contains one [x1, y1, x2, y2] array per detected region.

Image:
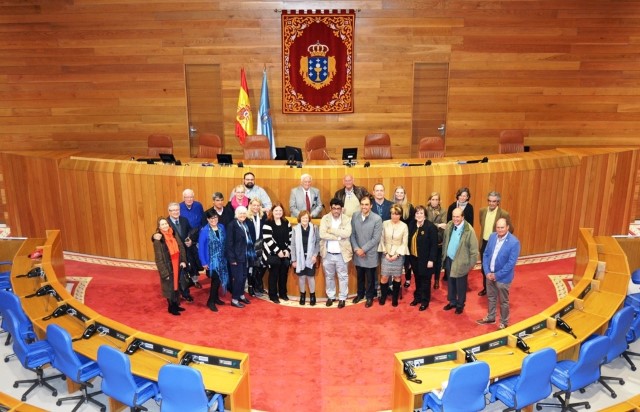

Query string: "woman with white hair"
[[290, 210, 320, 305], [225, 205, 256, 308]]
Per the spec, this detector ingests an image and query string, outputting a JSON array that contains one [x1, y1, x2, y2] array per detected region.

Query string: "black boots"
[[379, 284, 389, 305], [299, 292, 306, 306], [167, 299, 181, 316], [392, 281, 401, 307], [309, 292, 316, 306]]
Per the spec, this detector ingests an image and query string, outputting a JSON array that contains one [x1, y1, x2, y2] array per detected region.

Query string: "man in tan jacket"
[[319, 198, 353, 308], [478, 191, 513, 296], [442, 208, 479, 314]]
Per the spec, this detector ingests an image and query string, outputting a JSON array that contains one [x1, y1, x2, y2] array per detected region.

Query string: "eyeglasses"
[[169, 209, 180, 212]]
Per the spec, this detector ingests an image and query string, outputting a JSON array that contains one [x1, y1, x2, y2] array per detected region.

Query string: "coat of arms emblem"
[[299, 41, 336, 90]]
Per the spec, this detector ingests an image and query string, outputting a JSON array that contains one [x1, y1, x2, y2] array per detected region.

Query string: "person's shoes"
[[207, 303, 218, 312], [326, 299, 334, 307], [409, 300, 419, 306], [169, 309, 181, 316], [253, 289, 263, 297], [419, 304, 428, 311], [478, 289, 487, 296], [352, 296, 362, 304], [499, 323, 508, 330], [193, 281, 202, 289], [338, 300, 346, 309], [183, 296, 194, 303], [270, 297, 280, 304], [239, 297, 250, 304], [309, 293, 316, 306], [230, 301, 245, 308], [443, 303, 455, 311], [280, 295, 289, 301], [214, 299, 225, 305], [299, 292, 306, 306], [434, 280, 439, 289], [476, 317, 496, 325], [455, 307, 464, 314], [365, 299, 373, 308], [404, 280, 411, 288]]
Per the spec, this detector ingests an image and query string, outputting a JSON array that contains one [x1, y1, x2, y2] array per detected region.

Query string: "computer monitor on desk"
[[342, 148, 357, 166], [159, 153, 181, 165], [274, 147, 287, 160], [216, 153, 233, 166], [285, 146, 303, 162]]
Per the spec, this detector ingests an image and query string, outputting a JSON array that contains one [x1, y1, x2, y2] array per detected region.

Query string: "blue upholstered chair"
[[624, 270, 640, 372], [536, 335, 610, 411], [488, 347, 556, 411], [158, 364, 225, 412], [0, 290, 37, 362], [46, 324, 106, 412], [422, 361, 490, 412], [97, 345, 158, 412], [3, 309, 63, 401], [593, 306, 634, 398]]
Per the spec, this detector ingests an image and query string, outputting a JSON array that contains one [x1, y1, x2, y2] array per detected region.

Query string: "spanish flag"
[[235, 68, 253, 145]]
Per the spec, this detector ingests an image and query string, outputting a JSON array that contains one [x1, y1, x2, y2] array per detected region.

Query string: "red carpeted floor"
[[65, 256, 574, 412]]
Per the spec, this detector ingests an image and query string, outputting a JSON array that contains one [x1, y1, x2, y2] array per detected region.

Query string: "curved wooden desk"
[[10, 231, 251, 412], [2, 147, 637, 262], [392, 228, 632, 411]]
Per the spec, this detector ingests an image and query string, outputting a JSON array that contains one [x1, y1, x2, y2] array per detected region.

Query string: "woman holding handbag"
[[262, 202, 292, 304], [152, 217, 187, 316], [290, 210, 320, 306], [198, 210, 229, 312]]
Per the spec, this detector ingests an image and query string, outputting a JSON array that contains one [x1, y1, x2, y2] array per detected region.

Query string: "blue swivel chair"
[[97, 345, 159, 412], [536, 335, 610, 411], [158, 364, 225, 412], [422, 360, 490, 412], [624, 268, 640, 371], [3, 309, 64, 401], [489, 348, 556, 411], [0, 290, 37, 362], [593, 306, 634, 398], [46, 324, 106, 412]]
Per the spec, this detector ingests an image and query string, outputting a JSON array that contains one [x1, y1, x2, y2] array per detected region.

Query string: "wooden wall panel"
[[1, 1, 640, 168]]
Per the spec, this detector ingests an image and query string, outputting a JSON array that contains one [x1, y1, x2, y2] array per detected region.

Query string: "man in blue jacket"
[[477, 218, 520, 329]]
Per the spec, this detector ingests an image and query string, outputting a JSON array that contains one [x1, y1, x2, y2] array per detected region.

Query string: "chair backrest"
[[46, 324, 85, 382], [363, 133, 392, 159], [512, 347, 557, 408], [567, 335, 609, 391], [604, 306, 635, 362], [418, 136, 445, 158], [196, 133, 223, 158], [2, 309, 46, 369], [304, 135, 330, 160], [158, 364, 209, 412], [0, 290, 34, 341], [498, 130, 525, 154], [243, 135, 271, 160], [147, 134, 173, 157], [441, 361, 490, 411], [97, 344, 140, 405]]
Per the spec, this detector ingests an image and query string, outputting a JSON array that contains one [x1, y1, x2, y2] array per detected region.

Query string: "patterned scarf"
[[238, 220, 256, 265], [207, 226, 229, 293]]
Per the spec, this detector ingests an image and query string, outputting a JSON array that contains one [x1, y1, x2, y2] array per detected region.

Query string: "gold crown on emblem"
[[308, 41, 329, 57]]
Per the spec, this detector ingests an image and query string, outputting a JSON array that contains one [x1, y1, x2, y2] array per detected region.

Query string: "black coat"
[[225, 219, 255, 264], [408, 220, 438, 273]]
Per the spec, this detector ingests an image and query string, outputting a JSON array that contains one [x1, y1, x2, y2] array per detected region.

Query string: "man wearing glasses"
[[319, 198, 353, 308], [229, 172, 272, 212]]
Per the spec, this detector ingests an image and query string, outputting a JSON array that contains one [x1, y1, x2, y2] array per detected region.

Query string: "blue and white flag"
[[257, 69, 276, 158]]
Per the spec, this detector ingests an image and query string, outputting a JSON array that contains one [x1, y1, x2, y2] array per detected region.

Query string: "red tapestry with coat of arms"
[[281, 10, 355, 114]]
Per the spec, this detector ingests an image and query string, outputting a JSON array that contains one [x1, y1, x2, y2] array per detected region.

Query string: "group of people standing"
[[150, 172, 521, 330]]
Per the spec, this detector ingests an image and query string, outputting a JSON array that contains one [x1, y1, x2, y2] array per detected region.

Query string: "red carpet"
[[65, 256, 574, 412]]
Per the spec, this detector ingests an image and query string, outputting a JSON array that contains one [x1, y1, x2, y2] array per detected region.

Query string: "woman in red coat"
[[152, 217, 187, 316]]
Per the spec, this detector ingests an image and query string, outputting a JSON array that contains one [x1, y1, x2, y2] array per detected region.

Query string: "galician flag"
[[235, 67, 253, 145], [257, 68, 276, 158]]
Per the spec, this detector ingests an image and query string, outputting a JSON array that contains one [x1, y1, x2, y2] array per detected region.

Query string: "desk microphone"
[[477, 351, 515, 356]]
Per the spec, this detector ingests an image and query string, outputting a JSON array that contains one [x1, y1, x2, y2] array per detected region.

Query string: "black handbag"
[[179, 266, 193, 290], [266, 254, 281, 267]]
